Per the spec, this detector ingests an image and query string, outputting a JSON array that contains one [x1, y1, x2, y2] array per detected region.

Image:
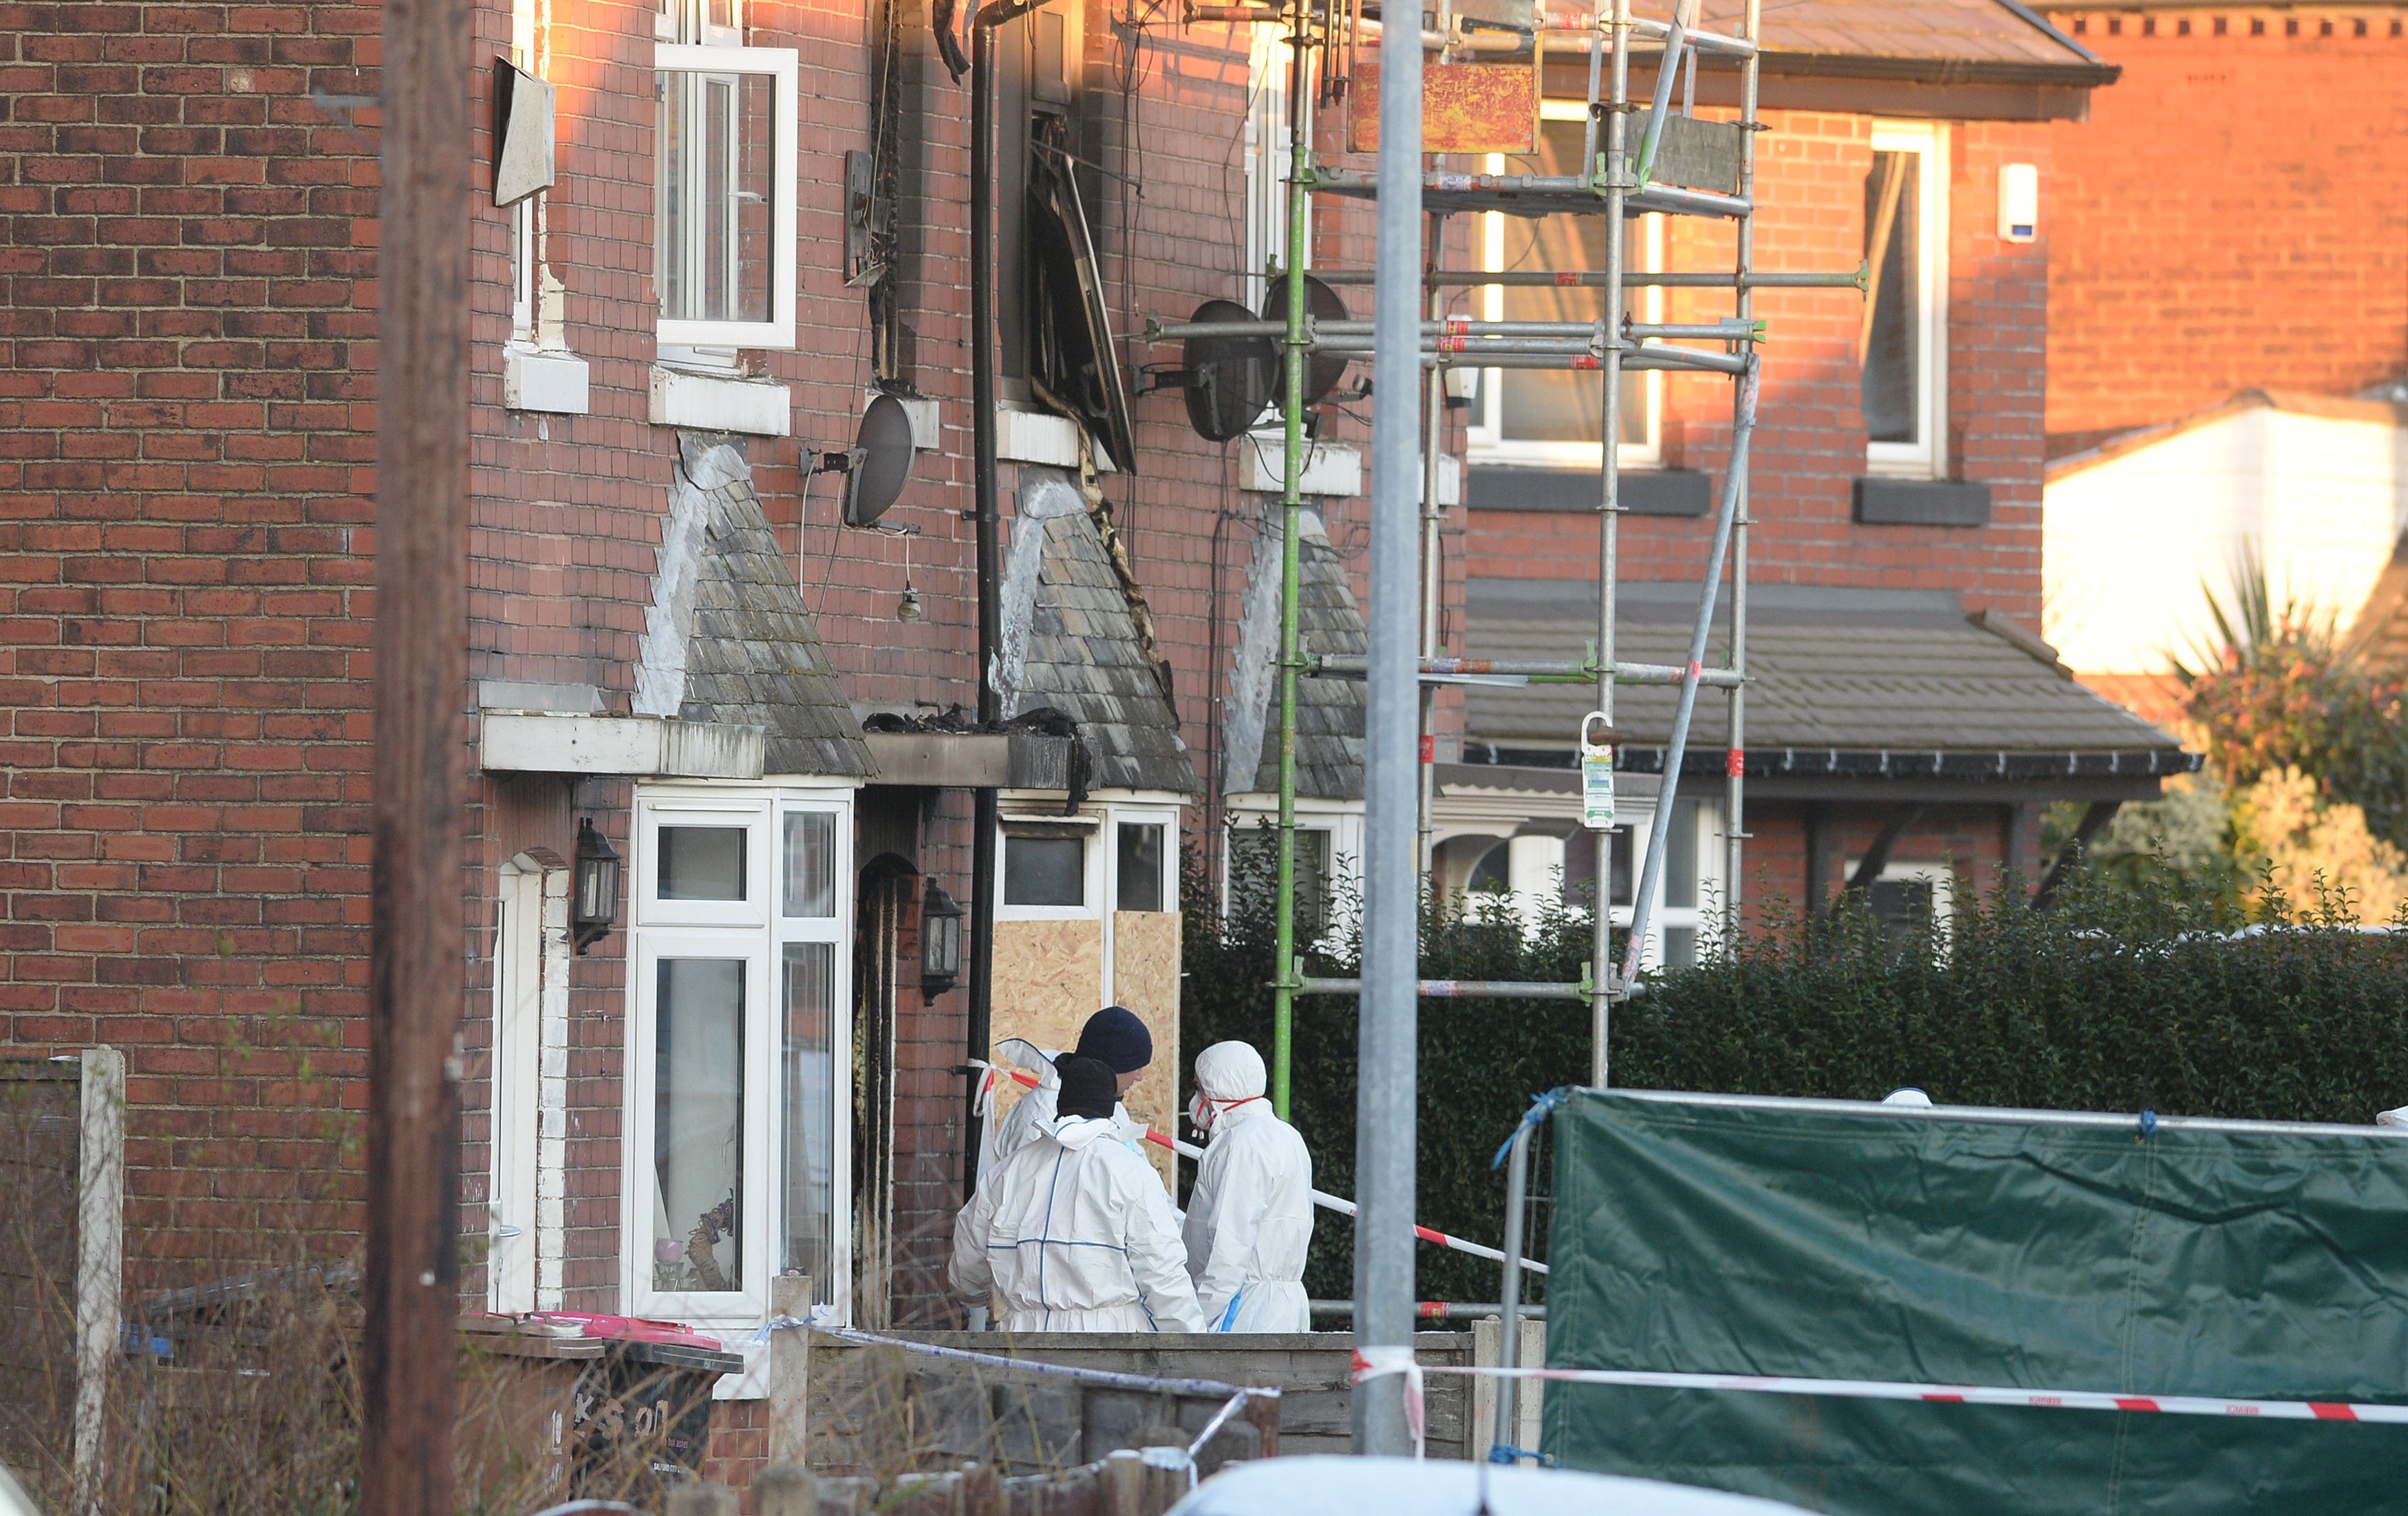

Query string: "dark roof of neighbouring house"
[[1251, 522, 1367, 801], [1008, 492, 1201, 796], [1461, 579, 2193, 782], [660, 433, 874, 779]]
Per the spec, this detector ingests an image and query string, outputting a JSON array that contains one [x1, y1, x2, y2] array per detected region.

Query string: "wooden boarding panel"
[[1110, 909, 1181, 1189], [988, 918, 1106, 1130], [1351, 61, 1539, 155]]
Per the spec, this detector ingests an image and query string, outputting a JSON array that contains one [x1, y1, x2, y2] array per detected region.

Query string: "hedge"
[[1179, 849, 2408, 1305]]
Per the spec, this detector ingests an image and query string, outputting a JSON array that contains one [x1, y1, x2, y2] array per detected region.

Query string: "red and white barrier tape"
[[1417, 1363, 2408, 1425], [978, 1061, 1547, 1275]]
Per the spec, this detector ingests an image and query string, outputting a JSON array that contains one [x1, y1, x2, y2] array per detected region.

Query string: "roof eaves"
[[1759, 48, 2120, 88]]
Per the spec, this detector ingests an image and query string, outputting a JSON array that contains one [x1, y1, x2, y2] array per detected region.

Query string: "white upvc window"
[[488, 849, 570, 1314], [1467, 100, 1662, 469], [1220, 799, 1363, 949], [1600, 796, 1724, 972], [1241, 22, 1306, 313], [654, 43, 799, 351], [1861, 120, 1949, 479], [625, 786, 854, 1336]]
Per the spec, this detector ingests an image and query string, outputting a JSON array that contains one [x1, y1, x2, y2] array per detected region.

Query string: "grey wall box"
[[1467, 466, 1712, 517], [493, 58, 557, 207], [1852, 478, 1992, 528]]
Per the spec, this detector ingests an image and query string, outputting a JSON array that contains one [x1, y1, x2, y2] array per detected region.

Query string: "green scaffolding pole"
[[1270, 0, 1315, 1120]]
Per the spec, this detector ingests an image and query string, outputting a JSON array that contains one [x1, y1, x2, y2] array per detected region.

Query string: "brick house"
[[1, 0, 2180, 1461], [2030, 2, 2408, 710]]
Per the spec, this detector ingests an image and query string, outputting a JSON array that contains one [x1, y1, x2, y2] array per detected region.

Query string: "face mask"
[[1189, 1091, 1216, 1135]]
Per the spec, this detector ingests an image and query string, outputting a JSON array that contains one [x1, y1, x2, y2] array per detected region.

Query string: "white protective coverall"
[[949, 1114, 1206, 1332], [1181, 1043, 1314, 1332], [985, 1041, 1143, 1174]]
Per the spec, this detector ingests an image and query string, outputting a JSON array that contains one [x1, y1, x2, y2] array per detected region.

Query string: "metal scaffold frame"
[[1157, 0, 1863, 1110]]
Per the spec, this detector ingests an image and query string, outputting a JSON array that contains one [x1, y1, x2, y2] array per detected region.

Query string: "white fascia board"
[[481, 713, 766, 779], [504, 344, 590, 414], [648, 365, 793, 437], [1239, 435, 1363, 497]]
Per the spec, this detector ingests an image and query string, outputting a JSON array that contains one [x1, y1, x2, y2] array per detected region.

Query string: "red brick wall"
[[0, 0, 380, 1277], [1463, 110, 2054, 629], [2043, 7, 2408, 443]]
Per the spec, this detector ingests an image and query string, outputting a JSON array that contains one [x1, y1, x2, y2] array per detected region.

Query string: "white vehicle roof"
[[1166, 1457, 1819, 1516]]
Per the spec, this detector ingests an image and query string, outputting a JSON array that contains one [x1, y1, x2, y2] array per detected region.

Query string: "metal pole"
[[1723, 0, 1761, 938], [364, 0, 467, 1492], [1620, 361, 1759, 984], [1419, 217, 1448, 882], [1591, 0, 1628, 1088], [963, 4, 1012, 1200], [1269, 0, 1315, 1120], [1490, 1116, 1538, 1461], [1354, 0, 1422, 1457]]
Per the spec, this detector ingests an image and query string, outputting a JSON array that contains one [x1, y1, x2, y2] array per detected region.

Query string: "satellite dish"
[[843, 393, 917, 528], [1259, 272, 1351, 410], [1180, 299, 1277, 443]]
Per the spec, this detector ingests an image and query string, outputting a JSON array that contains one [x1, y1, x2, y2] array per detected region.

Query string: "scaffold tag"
[[1579, 711, 1615, 830]]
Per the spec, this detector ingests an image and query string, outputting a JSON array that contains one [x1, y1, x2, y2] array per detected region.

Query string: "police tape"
[[1351, 1352, 2408, 1426], [976, 1061, 1548, 1275]]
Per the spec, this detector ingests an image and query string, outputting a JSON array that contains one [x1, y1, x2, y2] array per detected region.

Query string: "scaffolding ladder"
[[1158, 0, 1861, 1109]]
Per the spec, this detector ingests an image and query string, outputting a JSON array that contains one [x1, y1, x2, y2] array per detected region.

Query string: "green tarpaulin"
[[1542, 1090, 2408, 1514]]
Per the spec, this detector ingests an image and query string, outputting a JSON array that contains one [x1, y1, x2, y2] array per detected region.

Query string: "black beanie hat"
[[1075, 1005, 1152, 1074], [1055, 1056, 1119, 1121]]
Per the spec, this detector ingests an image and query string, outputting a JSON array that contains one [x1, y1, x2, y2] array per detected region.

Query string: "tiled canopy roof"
[[1463, 579, 2189, 777]]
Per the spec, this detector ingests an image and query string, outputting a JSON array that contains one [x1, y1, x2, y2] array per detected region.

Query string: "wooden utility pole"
[[364, 0, 469, 1493]]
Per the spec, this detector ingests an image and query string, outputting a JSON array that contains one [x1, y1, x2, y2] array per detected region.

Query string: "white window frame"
[[1862, 120, 1949, 480], [624, 784, 855, 1343], [1604, 798, 1724, 973], [506, 0, 539, 341], [994, 805, 1103, 923], [1242, 22, 1304, 314], [1218, 797, 1362, 949], [1844, 857, 1957, 930], [1468, 100, 1662, 469], [654, 43, 799, 351], [1104, 803, 1180, 918]]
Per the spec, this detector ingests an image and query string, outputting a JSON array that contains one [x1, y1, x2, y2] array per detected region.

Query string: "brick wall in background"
[[0, 0, 381, 1279], [2042, 8, 2408, 446]]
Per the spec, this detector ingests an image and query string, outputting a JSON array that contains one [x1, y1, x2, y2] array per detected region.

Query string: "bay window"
[[627, 786, 852, 1333]]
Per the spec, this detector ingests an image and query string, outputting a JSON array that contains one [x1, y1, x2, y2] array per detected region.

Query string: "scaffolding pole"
[[1591, 0, 1631, 1085], [1268, 0, 1313, 1122]]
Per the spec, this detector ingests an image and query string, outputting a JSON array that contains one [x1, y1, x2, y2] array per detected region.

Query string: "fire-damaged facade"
[[0, 0, 2183, 1475]]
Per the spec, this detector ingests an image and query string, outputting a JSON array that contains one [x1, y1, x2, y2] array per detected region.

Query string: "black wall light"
[[920, 881, 965, 1001], [572, 817, 623, 955]]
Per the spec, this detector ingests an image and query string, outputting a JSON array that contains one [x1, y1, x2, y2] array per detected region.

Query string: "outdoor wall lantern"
[[572, 817, 623, 955], [920, 881, 965, 1001]]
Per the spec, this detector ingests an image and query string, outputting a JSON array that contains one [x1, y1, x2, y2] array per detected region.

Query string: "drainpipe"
[[963, 0, 1036, 1201]]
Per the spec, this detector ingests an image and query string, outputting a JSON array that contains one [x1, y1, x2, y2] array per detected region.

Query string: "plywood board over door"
[[987, 917, 1106, 1129], [1112, 909, 1182, 1191]]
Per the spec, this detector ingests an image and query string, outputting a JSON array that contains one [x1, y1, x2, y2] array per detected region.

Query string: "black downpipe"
[[963, 1, 1028, 1202]]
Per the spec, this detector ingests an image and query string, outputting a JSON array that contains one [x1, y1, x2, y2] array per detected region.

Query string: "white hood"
[[1050, 1114, 1117, 1150]]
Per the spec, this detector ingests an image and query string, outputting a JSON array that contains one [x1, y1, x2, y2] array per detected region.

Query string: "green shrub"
[[1181, 838, 2408, 1308]]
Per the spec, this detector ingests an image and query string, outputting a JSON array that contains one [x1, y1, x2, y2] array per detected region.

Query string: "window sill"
[[648, 365, 792, 437], [1851, 477, 1991, 528], [504, 343, 590, 415], [1466, 464, 1712, 517], [1238, 436, 1363, 497]]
